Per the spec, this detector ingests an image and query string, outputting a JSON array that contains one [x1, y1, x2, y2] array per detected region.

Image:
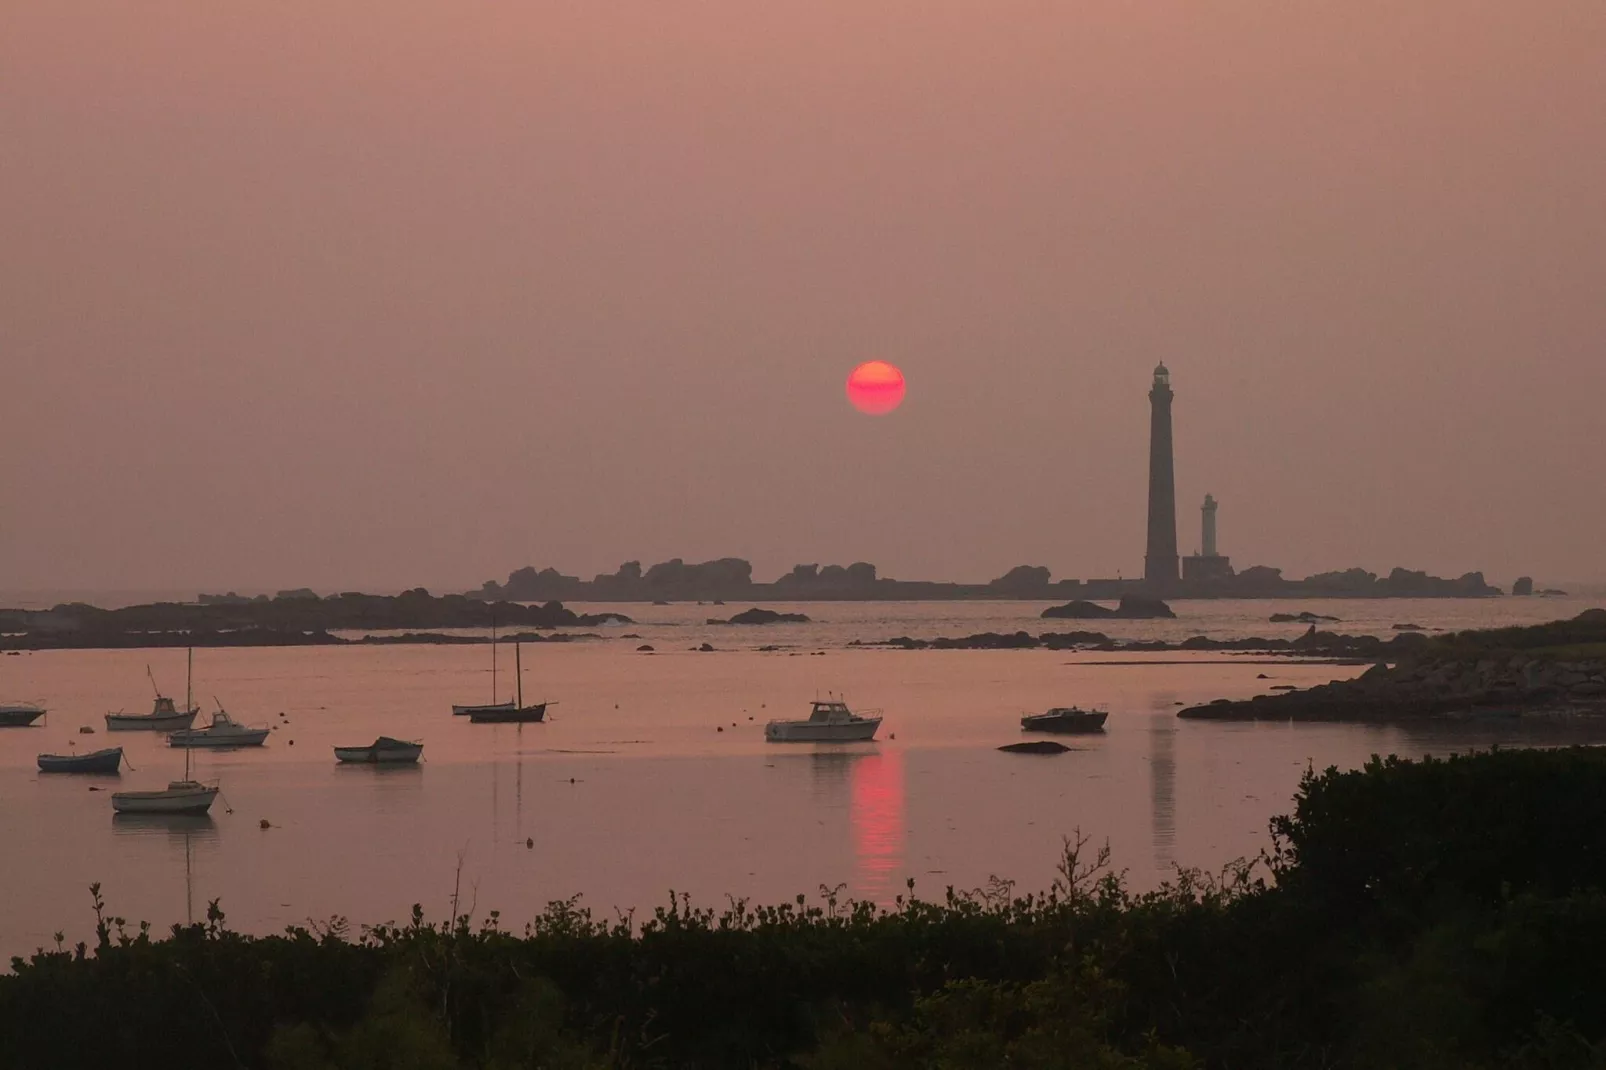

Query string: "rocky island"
[[0, 589, 632, 651], [706, 607, 811, 625], [1041, 595, 1176, 620]]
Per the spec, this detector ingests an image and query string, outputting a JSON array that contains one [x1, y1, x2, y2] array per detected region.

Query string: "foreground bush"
[[6, 747, 1606, 1069]]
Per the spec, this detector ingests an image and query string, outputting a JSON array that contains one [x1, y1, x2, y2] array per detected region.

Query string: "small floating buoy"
[[889, 733, 896, 740], [88, 786, 102, 792], [716, 726, 724, 732], [79, 726, 94, 734], [259, 819, 271, 829], [569, 777, 575, 784], [288, 739, 295, 746], [747, 716, 753, 721], [526, 837, 534, 848]]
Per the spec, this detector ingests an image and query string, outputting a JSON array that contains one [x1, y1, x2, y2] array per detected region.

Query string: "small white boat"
[[452, 700, 516, 718], [112, 722, 220, 815], [765, 699, 883, 742], [335, 736, 423, 764], [106, 695, 199, 732], [111, 780, 218, 815], [168, 709, 269, 748], [0, 702, 46, 727], [107, 651, 199, 731]]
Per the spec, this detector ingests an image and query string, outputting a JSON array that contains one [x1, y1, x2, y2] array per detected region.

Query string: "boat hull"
[[106, 710, 198, 731], [0, 706, 46, 727], [169, 728, 269, 747], [468, 704, 546, 724], [111, 782, 218, 815], [1021, 711, 1109, 734], [452, 701, 515, 717], [765, 717, 882, 742], [38, 747, 124, 773], [335, 740, 423, 764]]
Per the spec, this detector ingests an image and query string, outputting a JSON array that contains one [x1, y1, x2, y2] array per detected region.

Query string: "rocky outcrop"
[[1271, 612, 1341, 624], [1180, 610, 1606, 722], [706, 608, 811, 625], [1042, 595, 1175, 620]]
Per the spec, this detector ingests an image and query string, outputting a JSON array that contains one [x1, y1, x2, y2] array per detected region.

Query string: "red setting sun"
[[845, 360, 907, 415]]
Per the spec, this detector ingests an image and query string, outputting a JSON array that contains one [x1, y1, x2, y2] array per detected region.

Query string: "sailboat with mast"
[[106, 649, 200, 731], [467, 641, 547, 723], [451, 616, 518, 717], [111, 715, 219, 815]]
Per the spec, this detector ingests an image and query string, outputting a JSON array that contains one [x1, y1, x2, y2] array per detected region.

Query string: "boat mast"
[[515, 641, 523, 710], [491, 612, 498, 704], [186, 647, 193, 713]]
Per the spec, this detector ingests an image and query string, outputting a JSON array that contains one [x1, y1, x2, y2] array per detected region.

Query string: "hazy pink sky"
[[3, 3, 1602, 593]]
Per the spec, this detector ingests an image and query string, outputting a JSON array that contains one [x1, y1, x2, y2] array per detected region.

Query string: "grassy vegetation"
[[1427, 608, 1606, 659], [7, 747, 1606, 1068]]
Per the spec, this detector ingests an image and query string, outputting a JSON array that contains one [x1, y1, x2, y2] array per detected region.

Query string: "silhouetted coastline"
[[0, 590, 630, 652], [471, 557, 1507, 602]]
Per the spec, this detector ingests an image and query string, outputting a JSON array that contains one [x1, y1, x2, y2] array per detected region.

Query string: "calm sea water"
[[0, 597, 1598, 960]]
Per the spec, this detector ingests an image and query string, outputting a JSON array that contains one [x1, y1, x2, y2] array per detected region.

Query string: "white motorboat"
[[111, 780, 219, 815], [765, 699, 883, 742], [106, 651, 199, 731], [0, 702, 46, 727], [168, 709, 269, 748], [335, 736, 423, 764]]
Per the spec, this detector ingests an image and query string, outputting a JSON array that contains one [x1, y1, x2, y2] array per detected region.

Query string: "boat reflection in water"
[[850, 748, 905, 904], [109, 814, 218, 925]]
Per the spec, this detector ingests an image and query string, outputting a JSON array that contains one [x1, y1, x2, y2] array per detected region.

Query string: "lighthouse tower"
[[1143, 363, 1179, 588], [1183, 493, 1234, 582]]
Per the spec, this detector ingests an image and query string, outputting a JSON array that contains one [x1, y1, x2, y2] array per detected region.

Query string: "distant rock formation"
[[773, 562, 879, 594], [1513, 576, 1535, 596], [706, 608, 811, 625], [1271, 612, 1341, 624], [989, 565, 1052, 594], [1042, 595, 1175, 620]]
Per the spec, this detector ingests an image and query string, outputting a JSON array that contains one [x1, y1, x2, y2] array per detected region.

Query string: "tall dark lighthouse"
[[1144, 362, 1179, 588]]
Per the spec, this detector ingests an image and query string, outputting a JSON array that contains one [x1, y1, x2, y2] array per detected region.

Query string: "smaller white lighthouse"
[[1183, 494, 1233, 582]]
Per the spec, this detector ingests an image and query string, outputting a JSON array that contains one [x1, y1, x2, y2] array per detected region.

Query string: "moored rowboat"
[[38, 747, 124, 774]]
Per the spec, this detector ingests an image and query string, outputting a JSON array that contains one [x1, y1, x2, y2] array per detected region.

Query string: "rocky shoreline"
[[1180, 609, 1606, 722], [0, 591, 631, 652], [851, 625, 1429, 658]]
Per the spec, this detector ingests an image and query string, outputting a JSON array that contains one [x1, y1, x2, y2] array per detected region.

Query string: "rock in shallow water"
[[998, 740, 1071, 754]]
